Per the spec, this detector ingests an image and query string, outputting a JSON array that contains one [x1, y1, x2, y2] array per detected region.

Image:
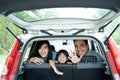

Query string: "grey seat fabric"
[[23, 63, 108, 80], [87, 51, 104, 62], [80, 55, 97, 63]]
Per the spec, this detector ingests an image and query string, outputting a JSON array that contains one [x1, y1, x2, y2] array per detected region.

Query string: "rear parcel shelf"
[[22, 63, 109, 80]]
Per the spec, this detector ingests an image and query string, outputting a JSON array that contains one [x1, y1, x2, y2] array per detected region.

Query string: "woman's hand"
[[28, 57, 44, 64]]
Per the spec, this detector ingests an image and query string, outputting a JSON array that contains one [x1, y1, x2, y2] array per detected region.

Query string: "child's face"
[[58, 53, 68, 63]]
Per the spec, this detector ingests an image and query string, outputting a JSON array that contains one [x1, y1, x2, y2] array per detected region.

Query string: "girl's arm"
[[49, 60, 63, 75]]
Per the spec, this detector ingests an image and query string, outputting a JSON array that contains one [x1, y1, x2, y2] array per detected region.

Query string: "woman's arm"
[[27, 57, 44, 64], [49, 60, 63, 75]]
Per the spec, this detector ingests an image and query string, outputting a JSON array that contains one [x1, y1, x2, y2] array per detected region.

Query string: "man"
[[69, 39, 104, 63]]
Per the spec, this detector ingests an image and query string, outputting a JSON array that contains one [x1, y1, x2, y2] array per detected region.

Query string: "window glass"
[[13, 8, 111, 22]]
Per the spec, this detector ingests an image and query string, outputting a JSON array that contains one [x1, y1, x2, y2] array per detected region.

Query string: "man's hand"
[[68, 50, 82, 63]]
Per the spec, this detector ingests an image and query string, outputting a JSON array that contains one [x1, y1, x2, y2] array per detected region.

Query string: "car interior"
[[0, 0, 120, 80], [17, 38, 113, 80]]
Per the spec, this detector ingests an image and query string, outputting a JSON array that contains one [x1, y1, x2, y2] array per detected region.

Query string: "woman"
[[27, 40, 52, 64]]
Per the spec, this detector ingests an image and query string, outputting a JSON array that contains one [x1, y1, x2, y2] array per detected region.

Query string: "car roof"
[[1, 0, 120, 15]]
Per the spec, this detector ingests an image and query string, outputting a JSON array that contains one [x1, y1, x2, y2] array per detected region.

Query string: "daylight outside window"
[[13, 7, 111, 22]]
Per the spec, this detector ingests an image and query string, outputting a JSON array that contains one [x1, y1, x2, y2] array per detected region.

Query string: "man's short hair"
[[74, 39, 88, 45]]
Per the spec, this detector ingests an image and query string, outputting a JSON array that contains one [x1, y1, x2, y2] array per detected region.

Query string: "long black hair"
[[28, 40, 52, 62]]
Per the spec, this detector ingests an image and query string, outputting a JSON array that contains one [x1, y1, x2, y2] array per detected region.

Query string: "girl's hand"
[[49, 60, 63, 75], [54, 70, 64, 75]]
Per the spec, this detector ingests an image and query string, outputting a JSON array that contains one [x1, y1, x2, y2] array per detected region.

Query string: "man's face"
[[74, 40, 88, 57]]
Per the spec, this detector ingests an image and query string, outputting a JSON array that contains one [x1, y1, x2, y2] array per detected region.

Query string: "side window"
[[24, 42, 32, 61]]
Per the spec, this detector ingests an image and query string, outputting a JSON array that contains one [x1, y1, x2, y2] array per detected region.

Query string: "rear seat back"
[[23, 63, 72, 80], [80, 55, 97, 63], [23, 62, 107, 80], [73, 63, 106, 80]]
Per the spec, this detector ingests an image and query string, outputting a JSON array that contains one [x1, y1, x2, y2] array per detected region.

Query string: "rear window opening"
[[24, 39, 103, 58], [17, 39, 112, 80]]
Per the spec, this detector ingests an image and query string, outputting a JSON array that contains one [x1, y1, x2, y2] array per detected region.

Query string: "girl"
[[49, 49, 70, 75]]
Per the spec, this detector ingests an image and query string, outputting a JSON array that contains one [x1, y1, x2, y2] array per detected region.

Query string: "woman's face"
[[58, 53, 68, 63], [74, 40, 88, 57], [38, 43, 49, 58]]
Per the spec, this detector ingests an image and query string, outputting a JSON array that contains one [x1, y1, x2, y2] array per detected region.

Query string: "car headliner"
[[0, 0, 120, 15]]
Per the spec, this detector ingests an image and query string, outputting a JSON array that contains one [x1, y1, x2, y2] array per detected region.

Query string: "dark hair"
[[74, 39, 88, 45], [50, 45, 55, 51], [56, 49, 69, 63], [28, 40, 52, 62]]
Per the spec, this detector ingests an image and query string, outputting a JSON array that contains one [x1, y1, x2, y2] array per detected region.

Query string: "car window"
[[24, 40, 74, 60], [24, 39, 104, 61], [13, 7, 111, 22], [24, 42, 32, 60], [49, 40, 74, 52]]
